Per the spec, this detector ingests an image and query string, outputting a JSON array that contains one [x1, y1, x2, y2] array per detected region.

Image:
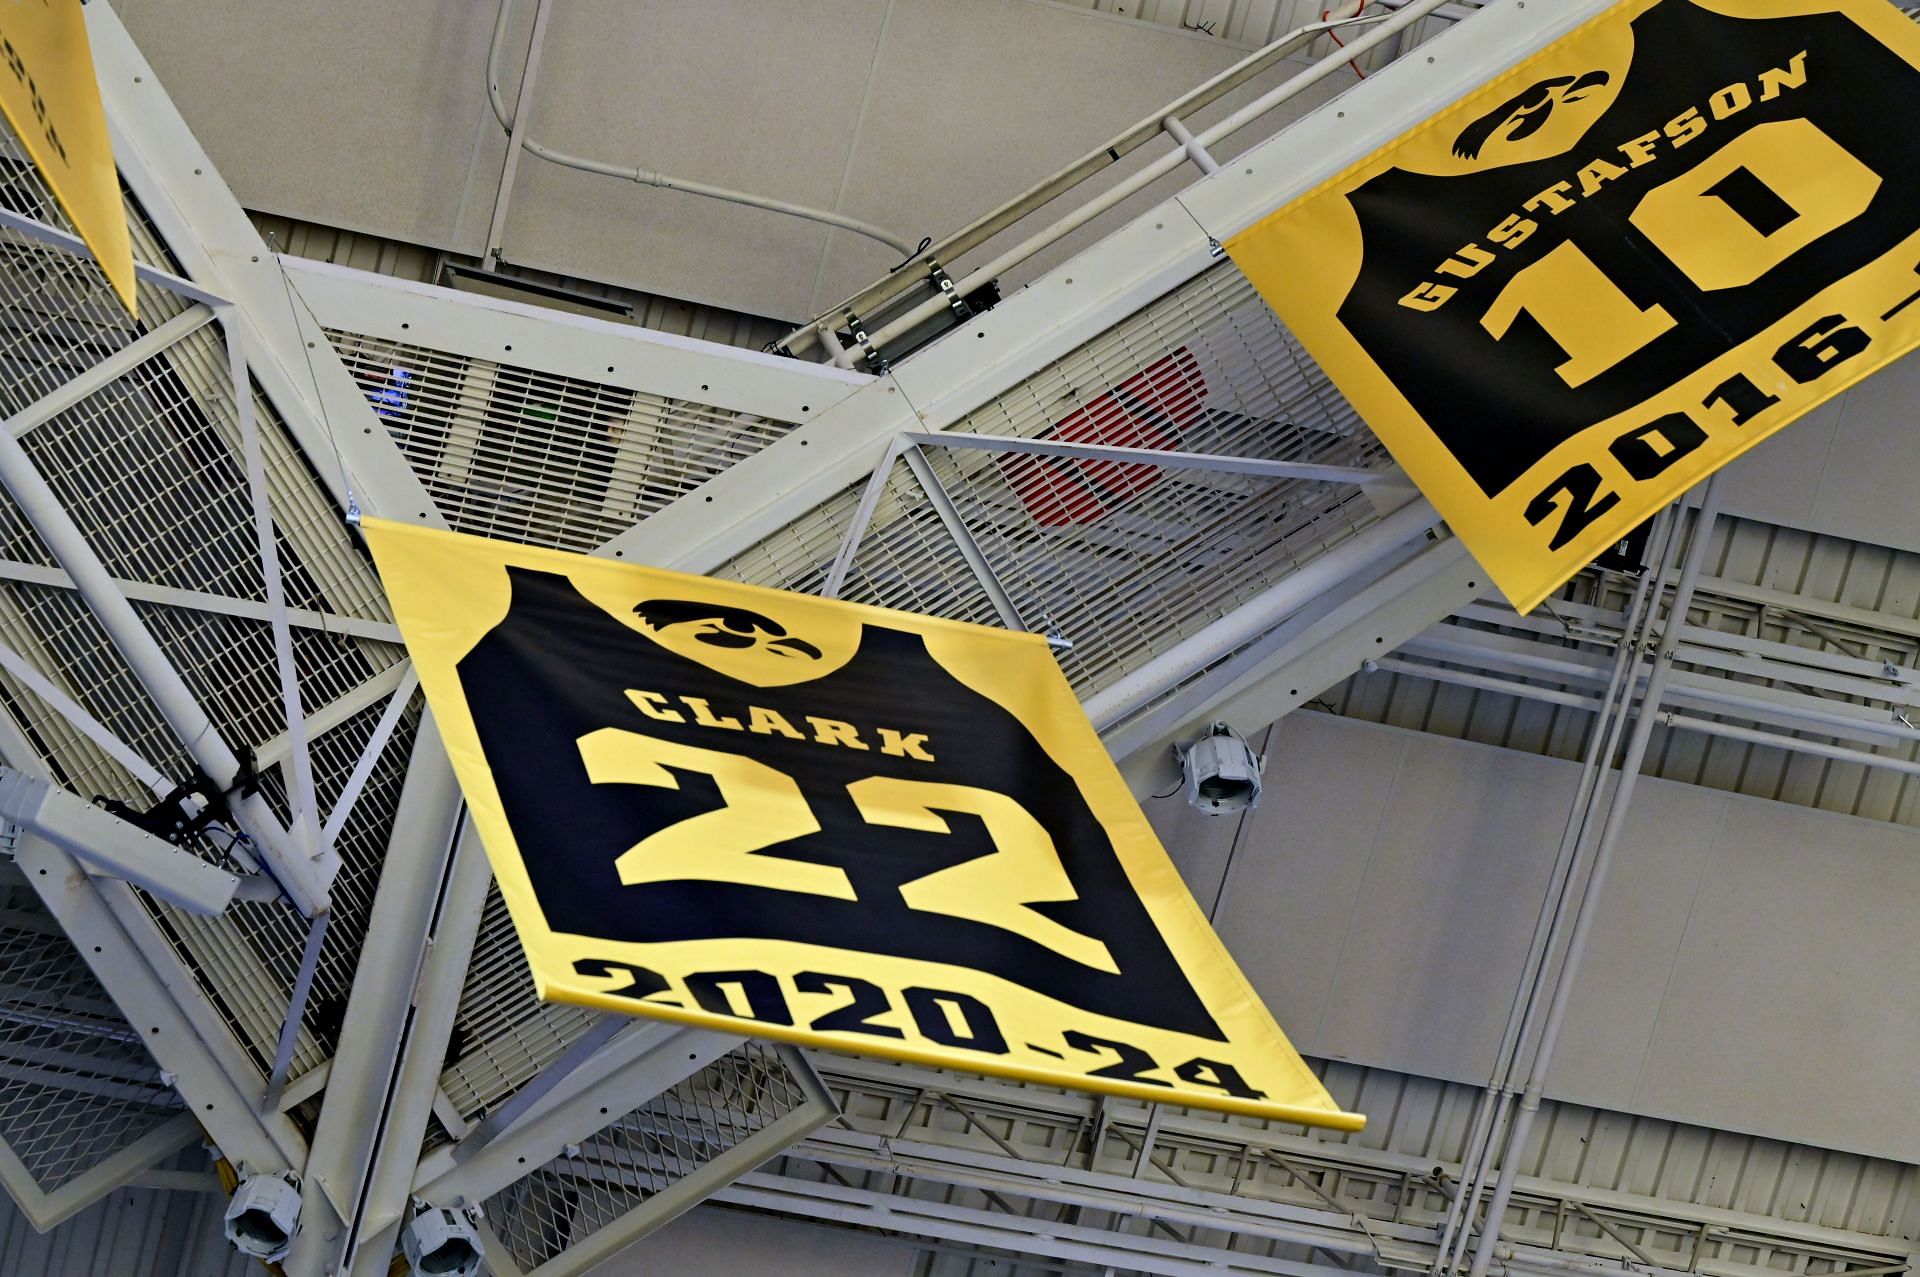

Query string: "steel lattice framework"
[[0, 3, 1914, 1276]]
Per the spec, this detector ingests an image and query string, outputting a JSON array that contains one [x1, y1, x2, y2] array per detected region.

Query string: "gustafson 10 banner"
[[364, 519, 1361, 1129], [1227, 0, 1920, 613]]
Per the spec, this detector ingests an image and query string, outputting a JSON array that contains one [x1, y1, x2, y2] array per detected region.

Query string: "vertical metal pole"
[[1432, 511, 1676, 1276], [1466, 479, 1724, 1277], [482, 0, 557, 270]]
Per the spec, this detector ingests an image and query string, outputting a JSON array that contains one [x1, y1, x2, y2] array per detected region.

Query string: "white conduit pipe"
[[1465, 479, 1726, 1277], [780, 6, 1408, 359], [1083, 497, 1440, 731], [1162, 115, 1221, 176], [1456, 521, 1694, 1277], [1367, 659, 1920, 783], [485, 0, 915, 256], [1436, 514, 1682, 1277], [1439, 510, 1687, 1277], [848, 0, 1460, 362], [0, 413, 326, 915], [1425, 513, 1676, 1277]]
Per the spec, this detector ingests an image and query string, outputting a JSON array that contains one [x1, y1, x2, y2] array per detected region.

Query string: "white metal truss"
[[0, 2, 1916, 1276], [753, 1056, 1915, 1277]]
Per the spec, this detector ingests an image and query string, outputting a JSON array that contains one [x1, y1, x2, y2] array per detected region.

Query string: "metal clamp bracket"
[[927, 258, 974, 322], [96, 751, 261, 849], [844, 308, 890, 374]]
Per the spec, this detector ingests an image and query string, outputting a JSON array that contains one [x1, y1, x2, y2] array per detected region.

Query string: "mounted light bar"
[[0, 769, 241, 915]]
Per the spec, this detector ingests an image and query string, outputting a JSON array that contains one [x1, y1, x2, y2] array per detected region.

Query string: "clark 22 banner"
[[364, 518, 1362, 1130], [1227, 0, 1920, 613]]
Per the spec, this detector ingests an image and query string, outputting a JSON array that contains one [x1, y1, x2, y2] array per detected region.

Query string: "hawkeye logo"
[[1403, 51, 1811, 317], [633, 599, 823, 659], [617, 593, 862, 690], [1451, 71, 1611, 160]]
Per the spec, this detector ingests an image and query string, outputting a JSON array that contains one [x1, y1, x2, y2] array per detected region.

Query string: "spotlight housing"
[[1179, 723, 1264, 815], [224, 1169, 300, 1263], [401, 1205, 486, 1277]]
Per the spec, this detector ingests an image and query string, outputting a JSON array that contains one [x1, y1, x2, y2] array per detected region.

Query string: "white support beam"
[[0, 770, 239, 914], [908, 430, 1387, 486], [719, 1170, 1356, 1277], [1402, 627, 1920, 748], [450, 1015, 625, 1162], [411, 1022, 740, 1210], [87, 4, 448, 530], [487, 1058, 835, 1277], [809, 1056, 1908, 1274], [1084, 497, 1444, 732], [279, 257, 868, 428], [6, 303, 216, 438], [600, 194, 1222, 580], [1109, 534, 1481, 793], [0, 633, 170, 796], [14, 833, 302, 1174], [0, 370, 319, 912], [0, 207, 226, 308], [0, 557, 401, 645], [320, 666, 419, 847], [328, 815, 492, 1277], [0, 597, 306, 1182], [289, 720, 468, 1271], [898, 444, 1027, 631], [253, 660, 413, 771], [0, 1110, 202, 1233]]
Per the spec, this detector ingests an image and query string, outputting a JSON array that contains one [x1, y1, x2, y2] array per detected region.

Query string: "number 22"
[[577, 728, 1115, 970]]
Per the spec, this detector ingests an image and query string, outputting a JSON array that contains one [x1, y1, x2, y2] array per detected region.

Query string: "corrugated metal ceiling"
[[1338, 513, 1920, 827]]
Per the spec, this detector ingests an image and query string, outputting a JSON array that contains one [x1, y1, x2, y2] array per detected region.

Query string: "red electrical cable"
[[1322, 8, 1368, 78]]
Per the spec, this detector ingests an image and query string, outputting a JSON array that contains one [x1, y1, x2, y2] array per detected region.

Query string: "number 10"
[[1481, 119, 1880, 388]]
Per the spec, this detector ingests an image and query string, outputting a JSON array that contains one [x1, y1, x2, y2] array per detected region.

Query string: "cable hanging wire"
[[484, 0, 917, 257]]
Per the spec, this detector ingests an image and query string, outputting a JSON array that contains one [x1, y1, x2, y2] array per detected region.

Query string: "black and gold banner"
[[0, 1, 135, 314], [1228, 0, 1920, 612], [364, 519, 1361, 1129]]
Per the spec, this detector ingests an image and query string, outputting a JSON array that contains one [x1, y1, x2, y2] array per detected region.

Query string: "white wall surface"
[[108, 0, 523, 256], [109, 0, 1349, 320], [0, 1179, 250, 1277], [591, 1204, 916, 1276], [1716, 347, 1920, 557], [1186, 711, 1920, 1164]]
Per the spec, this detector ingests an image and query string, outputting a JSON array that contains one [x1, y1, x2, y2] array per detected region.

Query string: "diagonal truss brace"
[[0, 312, 323, 912], [222, 306, 326, 867], [823, 427, 1394, 638], [906, 430, 1389, 487]]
